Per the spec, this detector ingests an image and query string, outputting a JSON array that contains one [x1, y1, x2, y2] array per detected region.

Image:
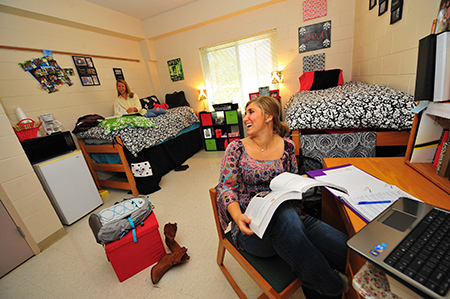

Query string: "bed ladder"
[[78, 136, 139, 196]]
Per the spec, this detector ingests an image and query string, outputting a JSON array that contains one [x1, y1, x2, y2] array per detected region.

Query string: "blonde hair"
[[246, 96, 290, 137], [116, 79, 134, 98]]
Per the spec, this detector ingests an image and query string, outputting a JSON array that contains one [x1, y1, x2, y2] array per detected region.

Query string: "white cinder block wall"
[[352, 0, 440, 93], [148, 0, 356, 109]]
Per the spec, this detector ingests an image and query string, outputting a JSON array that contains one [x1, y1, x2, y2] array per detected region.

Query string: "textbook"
[[244, 172, 348, 238]]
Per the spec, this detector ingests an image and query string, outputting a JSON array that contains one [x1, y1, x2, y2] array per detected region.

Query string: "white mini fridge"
[[33, 150, 103, 225]]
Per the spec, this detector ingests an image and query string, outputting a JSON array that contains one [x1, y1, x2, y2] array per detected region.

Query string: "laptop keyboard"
[[384, 208, 450, 297]]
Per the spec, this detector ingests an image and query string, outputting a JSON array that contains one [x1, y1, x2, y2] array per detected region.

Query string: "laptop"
[[347, 197, 450, 299]]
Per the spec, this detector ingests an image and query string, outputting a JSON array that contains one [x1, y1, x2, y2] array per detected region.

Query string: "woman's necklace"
[[254, 137, 273, 152]]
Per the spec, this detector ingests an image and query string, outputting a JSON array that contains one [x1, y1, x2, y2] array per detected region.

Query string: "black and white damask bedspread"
[[76, 106, 199, 156], [285, 81, 415, 131]]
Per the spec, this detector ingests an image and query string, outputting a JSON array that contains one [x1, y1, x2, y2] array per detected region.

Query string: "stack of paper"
[[308, 165, 420, 223]]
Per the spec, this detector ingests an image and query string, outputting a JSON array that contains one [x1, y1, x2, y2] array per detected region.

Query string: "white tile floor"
[[0, 150, 306, 299]]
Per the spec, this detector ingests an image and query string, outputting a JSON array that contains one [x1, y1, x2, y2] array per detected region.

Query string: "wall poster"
[[113, 68, 124, 80], [18, 52, 73, 93], [298, 21, 331, 53], [167, 58, 184, 82], [72, 56, 100, 86]]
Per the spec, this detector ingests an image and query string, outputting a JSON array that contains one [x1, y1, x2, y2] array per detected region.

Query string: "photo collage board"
[[18, 54, 73, 93], [72, 56, 100, 86]]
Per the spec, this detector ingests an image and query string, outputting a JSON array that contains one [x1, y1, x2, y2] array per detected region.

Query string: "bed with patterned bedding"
[[284, 81, 416, 167], [76, 106, 202, 195]]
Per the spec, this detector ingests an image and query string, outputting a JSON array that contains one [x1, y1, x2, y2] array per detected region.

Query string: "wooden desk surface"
[[322, 157, 450, 235]]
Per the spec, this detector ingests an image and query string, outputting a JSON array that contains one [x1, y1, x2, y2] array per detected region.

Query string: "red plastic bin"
[[105, 212, 166, 282]]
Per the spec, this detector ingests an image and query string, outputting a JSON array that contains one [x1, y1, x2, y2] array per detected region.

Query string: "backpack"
[[88, 196, 154, 245], [72, 114, 105, 134]]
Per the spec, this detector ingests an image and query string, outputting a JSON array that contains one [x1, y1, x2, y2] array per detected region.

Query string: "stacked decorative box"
[[105, 212, 166, 282]]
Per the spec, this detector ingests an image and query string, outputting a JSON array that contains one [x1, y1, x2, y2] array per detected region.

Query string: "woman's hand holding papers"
[[228, 202, 254, 235]]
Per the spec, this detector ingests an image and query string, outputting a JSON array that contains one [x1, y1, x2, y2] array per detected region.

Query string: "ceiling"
[[86, 0, 198, 20]]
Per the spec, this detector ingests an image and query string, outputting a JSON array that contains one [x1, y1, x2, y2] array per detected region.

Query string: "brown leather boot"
[[164, 223, 190, 261], [151, 247, 188, 284]]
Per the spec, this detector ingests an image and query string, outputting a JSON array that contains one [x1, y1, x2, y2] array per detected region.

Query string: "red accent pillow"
[[337, 70, 344, 86], [299, 71, 316, 91]]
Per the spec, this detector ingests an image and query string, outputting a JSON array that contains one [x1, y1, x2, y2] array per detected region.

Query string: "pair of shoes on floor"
[[174, 164, 189, 171], [150, 223, 190, 284]]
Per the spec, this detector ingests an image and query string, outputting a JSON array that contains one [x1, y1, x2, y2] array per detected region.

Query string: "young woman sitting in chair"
[[216, 96, 349, 299]]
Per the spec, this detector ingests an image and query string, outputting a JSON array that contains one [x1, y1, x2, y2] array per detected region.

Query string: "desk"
[[321, 157, 450, 299]]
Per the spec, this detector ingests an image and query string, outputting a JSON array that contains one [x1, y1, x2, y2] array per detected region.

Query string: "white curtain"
[[200, 30, 277, 111]]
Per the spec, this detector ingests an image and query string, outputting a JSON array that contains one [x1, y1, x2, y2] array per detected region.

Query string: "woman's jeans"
[[238, 201, 348, 297]]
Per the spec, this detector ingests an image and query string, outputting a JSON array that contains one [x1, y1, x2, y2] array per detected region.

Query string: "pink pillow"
[[299, 71, 316, 91]]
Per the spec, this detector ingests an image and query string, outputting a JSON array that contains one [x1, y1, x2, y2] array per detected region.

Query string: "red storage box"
[[200, 112, 213, 126], [105, 212, 166, 282]]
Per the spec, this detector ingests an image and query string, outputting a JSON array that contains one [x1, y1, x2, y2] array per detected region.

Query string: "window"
[[199, 30, 277, 111]]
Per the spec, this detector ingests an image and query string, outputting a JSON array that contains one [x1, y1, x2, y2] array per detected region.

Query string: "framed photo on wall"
[[390, 0, 403, 24], [72, 56, 100, 86], [369, 0, 377, 10], [379, 0, 388, 16]]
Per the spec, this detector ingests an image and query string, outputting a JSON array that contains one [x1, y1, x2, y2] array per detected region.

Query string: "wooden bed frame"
[[78, 136, 139, 196], [290, 129, 411, 156]]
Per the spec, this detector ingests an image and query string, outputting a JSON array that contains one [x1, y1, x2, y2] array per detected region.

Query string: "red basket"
[[12, 118, 42, 142]]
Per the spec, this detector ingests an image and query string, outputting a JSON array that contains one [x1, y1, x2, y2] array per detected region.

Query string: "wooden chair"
[[209, 188, 302, 299]]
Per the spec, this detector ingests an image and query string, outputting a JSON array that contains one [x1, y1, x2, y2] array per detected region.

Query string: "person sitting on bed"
[[217, 96, 349, 299], [114, 79, 147, 116]]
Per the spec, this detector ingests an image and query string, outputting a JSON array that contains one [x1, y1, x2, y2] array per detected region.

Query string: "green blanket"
[[99, 115, 155, 134]]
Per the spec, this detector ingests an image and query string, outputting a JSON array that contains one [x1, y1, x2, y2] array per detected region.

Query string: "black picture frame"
[[72, 56, 100, 86], [390, 0, 403, 24], [369, 0, 377, 10], [379, 0, 388, 16]]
